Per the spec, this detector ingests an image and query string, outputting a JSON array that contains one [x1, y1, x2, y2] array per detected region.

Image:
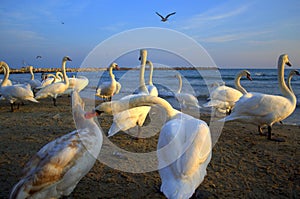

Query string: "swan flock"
[[2, 52, 298, 198]]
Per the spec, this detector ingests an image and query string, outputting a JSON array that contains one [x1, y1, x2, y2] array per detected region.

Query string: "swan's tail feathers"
[[107, 123, 121, 137], [26, 97, 39, 103]]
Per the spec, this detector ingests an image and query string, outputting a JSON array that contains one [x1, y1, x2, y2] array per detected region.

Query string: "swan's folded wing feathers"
[[18, 131, 82, 192]]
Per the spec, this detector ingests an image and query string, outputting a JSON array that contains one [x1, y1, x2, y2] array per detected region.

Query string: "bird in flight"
[[36, 55, 42, 59], [156, 12, 176, 22]]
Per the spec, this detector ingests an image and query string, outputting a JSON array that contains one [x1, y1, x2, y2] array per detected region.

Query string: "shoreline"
[[9, 66, 219, 74], [0, 95, 299, 198]]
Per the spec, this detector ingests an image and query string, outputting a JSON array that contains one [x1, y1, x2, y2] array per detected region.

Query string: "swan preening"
[[223, 54, 296, 141], [204, 70, 252, 115], [0, 61, 38, 112], [9, 91, 102, 199], [35, 56, 72, 106], [95, 63, 121, 101]]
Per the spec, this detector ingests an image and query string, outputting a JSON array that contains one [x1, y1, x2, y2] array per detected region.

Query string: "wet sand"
[[0, 95, 299, 198]]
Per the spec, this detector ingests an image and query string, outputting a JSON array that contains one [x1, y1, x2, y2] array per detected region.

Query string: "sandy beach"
[[0, 95, 299, 198]]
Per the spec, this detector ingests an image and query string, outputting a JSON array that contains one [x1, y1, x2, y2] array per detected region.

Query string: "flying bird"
[[36, 55, 42, 59], [155, 12, 176, 22]]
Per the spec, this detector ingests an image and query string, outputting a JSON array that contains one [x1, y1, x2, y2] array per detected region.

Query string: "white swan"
[[9, 91, 102, 199], [175, 74, 200, 109], [85, 94, 212, 199], [64, 75, 89, 95], [0, 61, 38, 112], [107, 49, 151, 138], [204, 70, 252, 114], [223, 54, 296, 141], [146, 60, 158, 96], [35, 56, 72, 106], [95, 63, 121, 101], [27, 66, 42, 91]]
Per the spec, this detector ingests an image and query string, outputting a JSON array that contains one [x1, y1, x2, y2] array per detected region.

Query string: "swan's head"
[[63, 56, 72, 62], [146, 60, 153, 67], [139, 49, 148, 61], [290, 70, 300, 76], [109, 62, 120, 70], [84, 102, 113, 119], [242, 70, 252, 81], [280, 54, 292, 67]]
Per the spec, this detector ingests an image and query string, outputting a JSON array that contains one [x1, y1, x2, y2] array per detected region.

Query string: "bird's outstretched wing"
[[166, 12, 176, 19], [155, 12, 164, 19]]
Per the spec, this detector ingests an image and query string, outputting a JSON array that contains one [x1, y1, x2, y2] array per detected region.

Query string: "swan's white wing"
[[35, 82, 67, 99], [175, 93, 200, 108], [108, 106, 151, 137], [209, 85, 243, 103]]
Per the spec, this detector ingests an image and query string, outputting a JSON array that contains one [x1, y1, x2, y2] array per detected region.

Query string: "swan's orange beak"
[[84, 111, 98, 119], [247, 74, 252, 81], [115, 65, 120, 70]]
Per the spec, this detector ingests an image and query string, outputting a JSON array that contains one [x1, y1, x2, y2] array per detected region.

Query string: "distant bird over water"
[[155, 12, 176, 22], [36, 55, 42, 59]]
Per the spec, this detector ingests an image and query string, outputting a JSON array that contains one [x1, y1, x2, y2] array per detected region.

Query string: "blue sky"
[[1, 0, 300, 68]]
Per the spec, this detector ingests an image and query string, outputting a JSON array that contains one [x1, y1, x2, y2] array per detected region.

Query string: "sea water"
[[1, 68, 299, 125]]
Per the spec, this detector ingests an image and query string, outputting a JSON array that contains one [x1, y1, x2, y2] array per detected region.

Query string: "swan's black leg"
[[267, 126, 272, 140], [267, 125, 285, 142], [258, 125, 265, 136], [10, 103, 14, 112], [53, 98, 57, 106]]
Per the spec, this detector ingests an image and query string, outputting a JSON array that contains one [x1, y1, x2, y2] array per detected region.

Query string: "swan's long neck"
[[109, 65, 116, 82], [234, 71, 247, 94], [278, 56, 295, 103], [0, 61, 10, 87], [139, 50, 148, 94], [176, 74, 182, 94], [56, 71, 64, 81], [47, 74, 57, 84], [287, 71, 297, 94], [148, 61, 154, 85], [61, 60, 69, 87], [96, 95, 179, 119], [29, 66, 34, 80]]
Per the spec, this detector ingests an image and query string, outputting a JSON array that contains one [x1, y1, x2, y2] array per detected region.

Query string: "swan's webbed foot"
[[267, 125, 285, 142], [258, 125, 267, 136]]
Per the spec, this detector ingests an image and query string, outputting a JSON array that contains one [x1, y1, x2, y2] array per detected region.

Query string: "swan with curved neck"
[[0, 61, 38, 111], [106, 49, 150, 138], [10, 91, 102, 198], [85, 94, 212, 199], [28, 66, 42, 91], [0, 61, 12, 87], [223, 54, 296, 141], [204, 70, 252, 114], [287, 69, 300, 93], [35, 56, 72, 106], [95, 63, 120, 101], [146, 60, 158, 96], [175, 73, 200, 109]]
